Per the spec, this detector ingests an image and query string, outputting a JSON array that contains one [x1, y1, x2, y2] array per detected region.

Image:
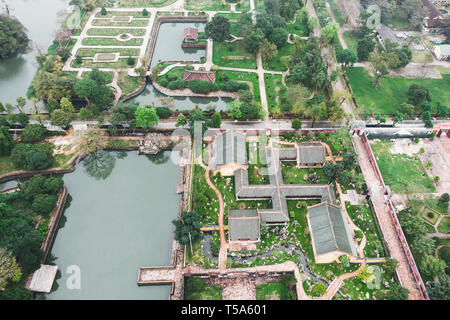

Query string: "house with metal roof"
[[434, 44, 450, 60], [307, 202, 357, 263], [228, 210, 260, 244], [211, 131, 247, 176]]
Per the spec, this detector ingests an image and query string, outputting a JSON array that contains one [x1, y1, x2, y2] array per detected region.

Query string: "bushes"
[[10, 143, 54, 171], [155, 107, 172, 119], [221, 80, 249, 92], [32, 194, 58, 216], [21, 124, 47, 143], [188, 79, 219, 94], [167, 79, 186, 90]]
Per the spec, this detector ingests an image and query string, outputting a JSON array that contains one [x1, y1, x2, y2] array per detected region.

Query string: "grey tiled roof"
[[299, 145, 326, 164], [211, 131, 247, 171], [229, 209, 260, 241], [307, 203, 355, 256]]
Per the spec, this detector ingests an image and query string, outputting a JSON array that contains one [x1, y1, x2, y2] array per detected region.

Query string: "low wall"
[[41, 186, 69, 262], [359, 130, 429, 300], [0, 167, 76, 184]]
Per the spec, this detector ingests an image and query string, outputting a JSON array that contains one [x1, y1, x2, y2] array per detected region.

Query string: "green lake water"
[[45, 151, 180, 299]]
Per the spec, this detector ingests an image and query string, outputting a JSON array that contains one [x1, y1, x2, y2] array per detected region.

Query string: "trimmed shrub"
[[221, 80, 249, 92], [156, 107, 172, 119], [167, 79, 186, 90], [188, 79, 219, 94]]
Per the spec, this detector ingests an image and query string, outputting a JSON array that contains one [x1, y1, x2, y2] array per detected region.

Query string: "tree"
[[435, 102, 448, 117], [74, 68, 113, 111], [51, 109, 72, 128], [259, 39, 278, 62], [267, 27, 288, 48], [337, 49, 357, 70], [311, 282, 327, 297], [135, 106, 159, 129], [386, 282, 410, 300], [439, 193, 449, 204], [100, 6, 107, 15], [32, 194, 57, 216], [420, 255, 446, 278], [172, 211, 203, 246], [142, 8, 149, 16], [422, 111, 433, 128], [382, 258, 399, 275], [44, 177, 64, 195], [426, 274, 450, 300], [369, 49, 389, 87], [205, 16, 231, 42], [407, 84, 431, 106], [175, 113, 187, 127], [398, 103, 415, 118], [0, 14, 29, 59], [357, 35, 375, 61], [21, 124, 47, 143], [400, 212, 427, 239], [292, 119, 302, 130], [338, 255, 350, 267], [0, 126, 14, 156], [210, 112, 222, 128], [412, 235, 436, 256], [76, 127, 109, 155], [245, 29, 265, 54], [226, 101, 242, 120], [323, 162, 338, 182], [0, 247, 21, 291], [321, 22, 339, 45]]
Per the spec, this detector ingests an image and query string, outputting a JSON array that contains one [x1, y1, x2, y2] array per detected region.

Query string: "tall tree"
[[205, 16, 231, 42]]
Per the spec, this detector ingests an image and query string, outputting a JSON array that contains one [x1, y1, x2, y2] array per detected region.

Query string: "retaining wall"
[[358, 130, 429, 300]]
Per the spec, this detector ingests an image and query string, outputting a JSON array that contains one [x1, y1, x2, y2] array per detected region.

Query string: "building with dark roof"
[[307, 202, 357, 263], [183, 27, 198, 42], [228, 210, 260, 244], [183, 70, 216, 83], [375, 24, 402, 46], [211, 131, 247, 176], [423, 0, 443, 28], [298, 143, 326, 166]]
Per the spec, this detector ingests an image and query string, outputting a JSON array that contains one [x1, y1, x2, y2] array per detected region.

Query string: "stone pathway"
[[353, 134, 424, 300]]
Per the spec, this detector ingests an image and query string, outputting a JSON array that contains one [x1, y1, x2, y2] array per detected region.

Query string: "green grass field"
[[264, 73, 285, 113], [343, 30, 359, 52], [347, 67, 450, 114], [371, 141, 436, 194], [213, 41, 257, 69], [256, 281, 296, 300]]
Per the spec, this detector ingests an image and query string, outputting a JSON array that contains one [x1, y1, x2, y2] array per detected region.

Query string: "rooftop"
[[183, 27, 198, 40], [307, 202, 356, 256], [183, 70, 216, 83], [228, 209, 260, 241]]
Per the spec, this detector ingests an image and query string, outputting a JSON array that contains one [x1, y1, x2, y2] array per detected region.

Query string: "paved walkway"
[[353, 135, 424, 300]]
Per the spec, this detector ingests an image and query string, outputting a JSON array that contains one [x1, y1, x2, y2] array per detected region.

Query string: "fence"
[[359, 131, 429, 300]]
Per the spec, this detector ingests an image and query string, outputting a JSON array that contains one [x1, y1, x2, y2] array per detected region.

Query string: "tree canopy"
[[0, 14, 29, 59]]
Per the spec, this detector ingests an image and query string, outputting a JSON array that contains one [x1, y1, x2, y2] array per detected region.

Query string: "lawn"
[[264, 44, 295, 71], [76, 48, 140, 57], [216, 70, 261, 101], [213, 41, 257, 69], [438, 216, 450, 233], [287, 16, 309, 37], [118, 72, 145, 97], [118, 0, 178, 7], [184, 277, 222, 300], [347, 67, 450, 114], [264, 73, 285, 113], [256, 281, 296, 300], [185, 0, 230, 11], [281, 162, 327, 185], [82, 37, 144, 46], [346, 201, 387, 257], [343, 30, 359, 52], [371, 140, 436, 194], [328, 0, 344, 26], [91, 19, 149, 27], [87, 28, 147, 36]]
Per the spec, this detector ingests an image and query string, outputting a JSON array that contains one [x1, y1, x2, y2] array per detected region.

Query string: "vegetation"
[[0, 14, 30, 59]]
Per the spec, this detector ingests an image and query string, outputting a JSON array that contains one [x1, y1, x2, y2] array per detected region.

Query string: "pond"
[[0, 0, 71, 107], [129, 21, 231, 111], [45, 151, 180, 299]]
